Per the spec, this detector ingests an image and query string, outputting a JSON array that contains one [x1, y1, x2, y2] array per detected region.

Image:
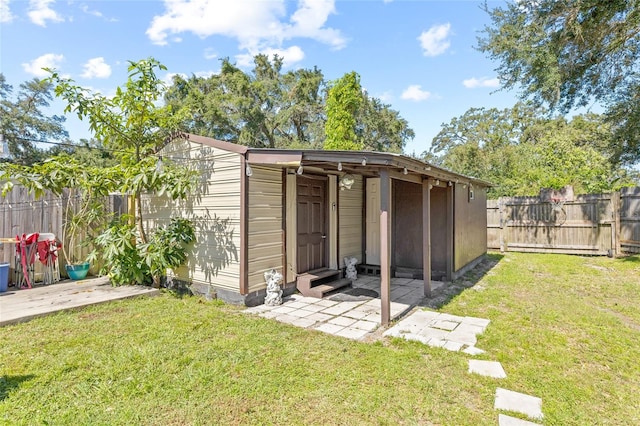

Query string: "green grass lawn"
[[1, 252, 639, 425]]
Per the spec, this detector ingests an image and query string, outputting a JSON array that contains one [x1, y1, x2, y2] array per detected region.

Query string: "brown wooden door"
[[297, 176, 328, 273], [393, 179, 423, 268]]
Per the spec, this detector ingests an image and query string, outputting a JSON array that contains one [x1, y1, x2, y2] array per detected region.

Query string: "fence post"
[[612, 191, 622, 256], [498, 197, 505, 253]]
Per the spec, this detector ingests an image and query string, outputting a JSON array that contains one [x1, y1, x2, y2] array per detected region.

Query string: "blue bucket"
[[0, 263, 9, 292]]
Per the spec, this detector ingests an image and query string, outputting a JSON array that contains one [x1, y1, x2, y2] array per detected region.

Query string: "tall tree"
[[479, 0, 640, 164], [357, 95, 414, 153], [47, 58, 191, 244], [0, 74, 68, 165], [324, 71, 364, 150], [427, 104, 636, 196], [165, 55, 414, 153], [165, 55, 327, 148]]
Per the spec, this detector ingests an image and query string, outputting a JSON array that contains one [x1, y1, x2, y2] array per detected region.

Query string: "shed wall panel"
[[339, 175, 363, 267], [454, 184, 487, 271], [247, 166, 284, 293], [142, 140, 242, 292]]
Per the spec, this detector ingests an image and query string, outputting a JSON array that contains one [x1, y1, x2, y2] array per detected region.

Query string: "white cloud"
[[162, 70, 217, 87], [401, 85, 431, 102], [0, 0, 14, 23], [463, 76, 500, 89], [22, 53, 64, 77], [28, 0, 64, 27], [80, 4, 102, 18], [377, 91, 393, 102], [204, 48, 217, 60], [418, 23, 451, 57], [236, 45, 305, 68], [81, 57, 112, 79], [146, 0, 345, 53]]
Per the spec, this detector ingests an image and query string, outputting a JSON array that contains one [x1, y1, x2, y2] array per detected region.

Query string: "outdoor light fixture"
[[245, 164, 253, 177], [425, 166, 431, 171], [361, 158, 367, 166], [297, 165, 304, 175], [155, 156, 163, 173], [339, 174, 355, 190], [403, 167, 408, 175], [337, 162, 343, 171], [436, 179, 440, 186], [449, 181, 453, 186]]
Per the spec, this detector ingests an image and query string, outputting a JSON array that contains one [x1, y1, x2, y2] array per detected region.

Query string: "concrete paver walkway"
[[0, 277, 160, 326], [245, 275, 440, 340], [383, 308, 490, 352]]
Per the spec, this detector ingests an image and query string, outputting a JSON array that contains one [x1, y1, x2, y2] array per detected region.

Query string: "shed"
[[144, 133, 490, 325]]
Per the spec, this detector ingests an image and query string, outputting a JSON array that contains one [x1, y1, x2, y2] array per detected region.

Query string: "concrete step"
[[303, 278, 352, 298], [296, 269, 349, 298]]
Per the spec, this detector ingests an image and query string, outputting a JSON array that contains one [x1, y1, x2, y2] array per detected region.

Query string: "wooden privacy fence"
[[0, 185, 126, 281], [488, 187, 640, 256]]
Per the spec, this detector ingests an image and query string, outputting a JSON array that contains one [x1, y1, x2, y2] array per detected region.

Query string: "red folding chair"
[[37, 233, 61, 285], [15, 233, 38, 289]]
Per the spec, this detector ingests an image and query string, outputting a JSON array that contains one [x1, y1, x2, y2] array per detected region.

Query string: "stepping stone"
[[498, 414, 542, 426], [495, 388, 543, 421], [468, 360, 507, 378], [462, 346, 485, 356]]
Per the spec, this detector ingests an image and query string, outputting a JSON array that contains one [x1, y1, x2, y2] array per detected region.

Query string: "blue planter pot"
[[65, 262, 90, 280]]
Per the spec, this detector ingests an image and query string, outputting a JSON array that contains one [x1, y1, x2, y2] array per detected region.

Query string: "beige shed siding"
[[142, 140, 242, 292], [453, 184, 487, 271], [285, 174, 297, 285], [339, 174, 364, 267], [247, 165, 284, 293]]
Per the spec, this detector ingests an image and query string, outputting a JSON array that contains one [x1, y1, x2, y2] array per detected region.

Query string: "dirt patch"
[[595, 306, 640, 332]]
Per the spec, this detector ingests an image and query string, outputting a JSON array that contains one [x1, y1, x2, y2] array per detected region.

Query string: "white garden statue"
[[264, 269, 283, 306], [344, 256, 358, 280]]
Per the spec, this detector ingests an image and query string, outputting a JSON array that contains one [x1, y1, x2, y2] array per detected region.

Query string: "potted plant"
[[61, 186, 107, 280]]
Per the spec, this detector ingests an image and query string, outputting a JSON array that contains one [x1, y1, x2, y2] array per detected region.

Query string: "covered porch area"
[[244, 275, 447, 340]]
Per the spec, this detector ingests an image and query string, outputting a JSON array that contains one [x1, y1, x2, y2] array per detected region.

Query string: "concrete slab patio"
[[245, 275, 445, 340], [383, 308, 490, 352], [0, 277, 160, 326]]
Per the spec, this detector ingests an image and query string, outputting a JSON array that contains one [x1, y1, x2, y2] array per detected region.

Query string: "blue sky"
[[0, 0, 518, 155]]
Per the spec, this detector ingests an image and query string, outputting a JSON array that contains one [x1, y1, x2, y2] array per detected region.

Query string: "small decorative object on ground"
[[264, 269, 283, 306], [344, 256, 358, 280]]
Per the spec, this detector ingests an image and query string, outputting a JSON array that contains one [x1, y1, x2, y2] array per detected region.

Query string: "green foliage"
[[46, 58, 194, 245], [427, 103, 638, 196], [93, 216, 148, 285], [479, 0, 640, 164], [139, 218, 195, 286], [357, 96, 414, 153], [0, 58, 197, 284], [94, 216, 195, 286], [0, 74, 68, 165], [1, 155, 114, 263], [165, 55, 327, 148], [165, 55, 413, 152], [324, 71, 364, 150]]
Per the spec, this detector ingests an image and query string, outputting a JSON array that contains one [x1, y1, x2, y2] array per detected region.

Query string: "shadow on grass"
[[620, 254, 640, 263], [0, 375, 35, 401], [419, 252, 504, 310]]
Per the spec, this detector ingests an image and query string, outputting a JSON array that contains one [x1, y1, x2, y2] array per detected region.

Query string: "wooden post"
[[445, 183, 454, 280], [422, 179, 432, 298], [612, 191, 622, 257], [379, 170, 391, 326]]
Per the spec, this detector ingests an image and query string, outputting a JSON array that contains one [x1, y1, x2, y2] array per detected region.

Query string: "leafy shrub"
[[92, 216, 195, 286]]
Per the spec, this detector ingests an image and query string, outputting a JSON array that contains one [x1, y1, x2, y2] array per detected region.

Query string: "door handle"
[[321, 235, 327, 239]]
